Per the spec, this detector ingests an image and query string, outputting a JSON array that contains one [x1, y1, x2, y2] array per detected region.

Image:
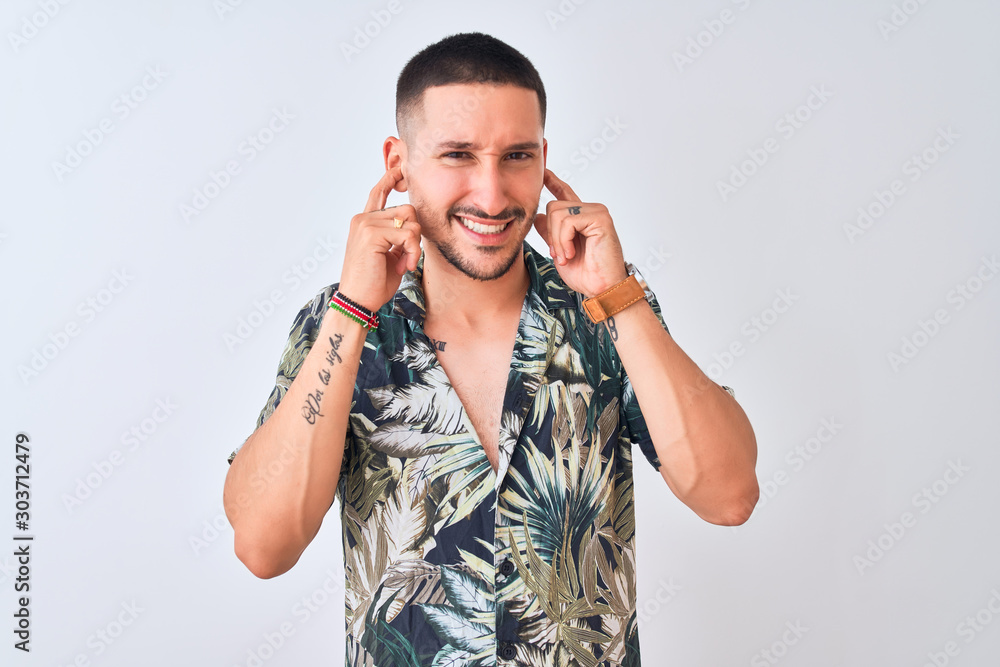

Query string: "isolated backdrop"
[[2, 1, 999, 665]]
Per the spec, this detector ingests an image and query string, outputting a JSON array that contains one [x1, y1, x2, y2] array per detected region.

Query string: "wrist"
[[328, 289, 380, 330], [586, 264, 630, 298], [583, 275, 644, 323], [333, 281, 383, 313]]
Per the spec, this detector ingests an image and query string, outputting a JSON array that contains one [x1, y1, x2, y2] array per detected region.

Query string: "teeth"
[[458, 216, 507, 234]]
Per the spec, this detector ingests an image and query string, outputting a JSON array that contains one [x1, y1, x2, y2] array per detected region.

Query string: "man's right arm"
[[222, 309, 366, 579], [223, 165, 421, 579]]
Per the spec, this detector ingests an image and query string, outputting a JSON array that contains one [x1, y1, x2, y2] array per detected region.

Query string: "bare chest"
[[424, 331, 514, 472]]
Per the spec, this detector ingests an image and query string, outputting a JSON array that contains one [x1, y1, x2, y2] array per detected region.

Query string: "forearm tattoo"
[[301, 333, 345, 424], [301, 389, 324, 424], [325, 334, 344, 365], [430, 337, 447, 351]]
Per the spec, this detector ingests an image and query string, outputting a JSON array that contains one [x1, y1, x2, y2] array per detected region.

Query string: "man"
[[224, 32, 758, 666]]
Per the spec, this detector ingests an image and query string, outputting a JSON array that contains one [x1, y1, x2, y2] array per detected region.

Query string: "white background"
[[2, 1, 999, 665]]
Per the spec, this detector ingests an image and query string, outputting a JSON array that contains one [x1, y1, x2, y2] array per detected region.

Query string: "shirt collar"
[[388, 241, 577, 326]]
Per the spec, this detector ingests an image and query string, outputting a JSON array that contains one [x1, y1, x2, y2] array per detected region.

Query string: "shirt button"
[[499, 642, 517, 660], [499, 559, 516, 577]]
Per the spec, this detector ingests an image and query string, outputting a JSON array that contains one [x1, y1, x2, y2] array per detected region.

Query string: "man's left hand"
[[533, 168, 628, 297]]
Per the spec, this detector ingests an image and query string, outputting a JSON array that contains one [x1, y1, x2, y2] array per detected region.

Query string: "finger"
[[546, 208, 574, 265], [532, 213, 552, 251], [556, 212, 581, 262], [543, 168, 582, 203], [394, 247, 414, 275], [386, 244, 407, 275], [364, 166, 404, 213], [383, 225, 422, 271]]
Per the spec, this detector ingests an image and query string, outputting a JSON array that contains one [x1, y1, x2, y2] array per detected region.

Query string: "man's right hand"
[[338, 166, 422, 312]]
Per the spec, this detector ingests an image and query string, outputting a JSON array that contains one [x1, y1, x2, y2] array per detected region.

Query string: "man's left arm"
[[534, 169, 759, 526], [605, 299, 759, 526]]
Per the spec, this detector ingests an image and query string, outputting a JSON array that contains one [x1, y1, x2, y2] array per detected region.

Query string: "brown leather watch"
[[582, 262, 652, 324]]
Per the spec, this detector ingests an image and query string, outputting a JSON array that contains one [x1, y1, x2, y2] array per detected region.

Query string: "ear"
[[542, 137, 547, 168], [383, 136, 408, 192]]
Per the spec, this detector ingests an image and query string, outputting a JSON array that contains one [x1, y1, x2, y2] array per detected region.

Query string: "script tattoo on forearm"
[[606, 316, 619, 342], [568, 206, 582, 215], [325, 334, 344, 365], [301, 389, 324, 424], [301, 333, 345, 424]]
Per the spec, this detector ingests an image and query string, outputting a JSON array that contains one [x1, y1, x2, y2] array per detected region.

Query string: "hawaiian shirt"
[[229, 242, 674, 667]]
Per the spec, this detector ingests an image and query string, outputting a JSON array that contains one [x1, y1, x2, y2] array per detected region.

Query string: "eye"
[[443, 151, 468, 159], [507, 152, 531, 160]]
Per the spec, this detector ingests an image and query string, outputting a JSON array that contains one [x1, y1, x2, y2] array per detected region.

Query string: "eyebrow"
[[433, 141, 541, 152]]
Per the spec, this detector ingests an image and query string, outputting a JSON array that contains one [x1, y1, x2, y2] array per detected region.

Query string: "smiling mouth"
[[455, 215, 511, 235]]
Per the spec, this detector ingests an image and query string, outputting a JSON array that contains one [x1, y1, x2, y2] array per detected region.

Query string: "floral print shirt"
[[230, 242, 677, 666]]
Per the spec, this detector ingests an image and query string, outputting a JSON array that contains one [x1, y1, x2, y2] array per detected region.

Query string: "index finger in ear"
[[364, 167, 404, 213], [543, 168, 581, 203]]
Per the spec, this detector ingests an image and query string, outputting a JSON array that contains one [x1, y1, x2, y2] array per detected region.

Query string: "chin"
[[434, 233, 524, 282], [434, 223, 525, 282]]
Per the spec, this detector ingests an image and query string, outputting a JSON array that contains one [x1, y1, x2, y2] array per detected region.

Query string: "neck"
[[421, 244, 530, 327]]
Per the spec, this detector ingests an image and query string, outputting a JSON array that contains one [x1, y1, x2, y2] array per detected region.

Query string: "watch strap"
[[582, 275, 646, 324]]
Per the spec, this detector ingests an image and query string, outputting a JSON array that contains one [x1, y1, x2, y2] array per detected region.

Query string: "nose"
[[467, 161, 509, 218]]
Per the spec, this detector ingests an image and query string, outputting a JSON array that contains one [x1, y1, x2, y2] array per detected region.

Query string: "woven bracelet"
[[328, 291, 379, 330]]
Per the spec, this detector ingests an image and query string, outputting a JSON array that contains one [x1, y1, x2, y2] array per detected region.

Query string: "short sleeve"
[[619, 290, 736, 470], [227, 284, 337, 465]]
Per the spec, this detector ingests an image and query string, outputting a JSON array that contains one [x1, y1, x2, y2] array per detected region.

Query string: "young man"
[[224, 32, 758, 666]]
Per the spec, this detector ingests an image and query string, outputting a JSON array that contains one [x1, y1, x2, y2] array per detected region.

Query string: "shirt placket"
[[493, 292, 566, 664]]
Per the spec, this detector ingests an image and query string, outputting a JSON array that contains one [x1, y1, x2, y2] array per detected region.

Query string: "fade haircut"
[[395, 32, 546, 142]]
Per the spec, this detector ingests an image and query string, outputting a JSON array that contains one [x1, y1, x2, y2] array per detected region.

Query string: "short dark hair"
[[395, 32, 546, 141]]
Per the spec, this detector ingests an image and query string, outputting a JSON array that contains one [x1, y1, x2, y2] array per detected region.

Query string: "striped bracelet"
[[328, 291, 379, 330]]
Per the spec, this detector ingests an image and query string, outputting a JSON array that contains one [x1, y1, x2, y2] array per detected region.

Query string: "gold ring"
[[393, 217, 405, 229]]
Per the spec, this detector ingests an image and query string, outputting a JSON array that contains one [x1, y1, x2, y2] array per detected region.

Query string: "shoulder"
[[277, 283, 339, 352]]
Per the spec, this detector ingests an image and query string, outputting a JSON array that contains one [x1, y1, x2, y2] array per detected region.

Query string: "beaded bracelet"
[[328, 291, 379, 330]]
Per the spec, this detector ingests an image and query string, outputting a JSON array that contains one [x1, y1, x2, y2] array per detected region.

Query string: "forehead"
[[415, 83, 542, 142]]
